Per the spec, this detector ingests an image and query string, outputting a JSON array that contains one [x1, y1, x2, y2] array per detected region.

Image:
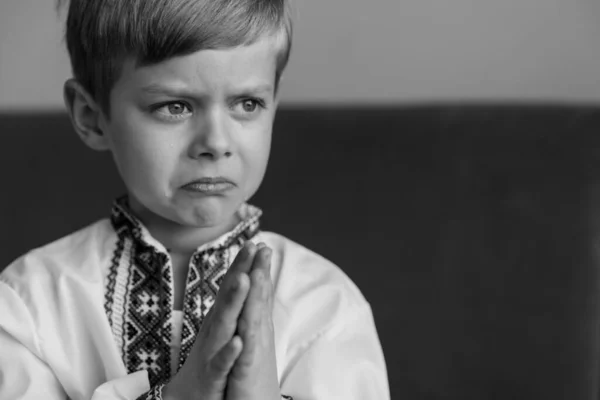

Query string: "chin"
[[179, 198, 240, 228]]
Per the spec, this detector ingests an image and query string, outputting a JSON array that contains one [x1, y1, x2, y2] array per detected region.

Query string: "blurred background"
[[3, 1, 600, 399]]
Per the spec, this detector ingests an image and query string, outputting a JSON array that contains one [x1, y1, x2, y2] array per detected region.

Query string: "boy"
[[0, 0, 390, 399]]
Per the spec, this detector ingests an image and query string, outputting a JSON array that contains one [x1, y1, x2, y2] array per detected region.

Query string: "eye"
[[242, 99, 258, 113], [166, 103, 187, 115], [153, 101, 192, 120], [233, 98, 265, 116]]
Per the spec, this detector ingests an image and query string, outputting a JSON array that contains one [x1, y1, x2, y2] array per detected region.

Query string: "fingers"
[[252, 243, 271, 273], [253, 244, 275, 312], [171, 243, 275, 400], [233, 247, 272, 375], [228, 241, 259, 276], [190, 334, 243, 398], [204, 272, 250, 347], [201, 242, 258, 348], [248, 245, 274, 322], [208, 335, 243, 379]]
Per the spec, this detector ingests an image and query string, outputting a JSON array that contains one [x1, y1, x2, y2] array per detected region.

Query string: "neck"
[[126, 197, 240, 256]]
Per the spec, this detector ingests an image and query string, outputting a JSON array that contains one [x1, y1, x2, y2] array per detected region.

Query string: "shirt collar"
[[110, 195, 262, 254]]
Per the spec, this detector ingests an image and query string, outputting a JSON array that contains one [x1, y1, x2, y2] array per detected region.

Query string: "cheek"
[[107, 121, 178, 194], [240, 127, 272, 189]]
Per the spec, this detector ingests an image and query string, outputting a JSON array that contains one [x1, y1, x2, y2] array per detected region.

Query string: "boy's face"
[[98, 35, 280, 231]]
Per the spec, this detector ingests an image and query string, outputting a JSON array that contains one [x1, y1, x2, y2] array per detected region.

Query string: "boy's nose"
[[188, 108, 232, 160]]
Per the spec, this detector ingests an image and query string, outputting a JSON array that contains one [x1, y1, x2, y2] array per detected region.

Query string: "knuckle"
[[241, 313, 260, 333], [237, 357, 253, 370], [226, 286, 239, 303], [218, 283, 236, 303], [209, 352, 230, 374], [236, 350, 254, 368], [208, 359, 225, 375], [252, 267, 263, 280]]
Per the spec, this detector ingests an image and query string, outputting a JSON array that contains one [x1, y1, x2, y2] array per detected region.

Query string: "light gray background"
[[1, 0, 600, 111]]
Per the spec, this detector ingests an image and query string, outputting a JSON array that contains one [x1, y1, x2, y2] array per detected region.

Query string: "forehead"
[[113, 35, 282, 96]]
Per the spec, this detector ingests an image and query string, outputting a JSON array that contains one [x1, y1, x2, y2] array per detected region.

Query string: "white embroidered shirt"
[[0, 198, 390, 399]]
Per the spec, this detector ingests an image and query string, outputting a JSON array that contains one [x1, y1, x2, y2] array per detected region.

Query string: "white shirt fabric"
[[0, 202, 390, 400], [168, 311, 184, 379]]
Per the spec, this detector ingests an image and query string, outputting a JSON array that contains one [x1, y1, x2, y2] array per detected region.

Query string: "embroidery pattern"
[[107, 200, 174, 386], [105, 196, 261, 392], [104, 236, 123, 323], [135, 383, 165, 400]]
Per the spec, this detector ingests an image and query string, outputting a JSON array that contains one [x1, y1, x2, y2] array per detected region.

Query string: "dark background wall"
[[3, 105, 600, 399]]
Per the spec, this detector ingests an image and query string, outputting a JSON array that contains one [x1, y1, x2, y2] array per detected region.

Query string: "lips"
[[181, 177, 236, 194]]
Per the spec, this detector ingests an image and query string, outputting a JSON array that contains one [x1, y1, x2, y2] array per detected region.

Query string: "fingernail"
[[244, 242, 256, 258], [257, 242, 266, 250]]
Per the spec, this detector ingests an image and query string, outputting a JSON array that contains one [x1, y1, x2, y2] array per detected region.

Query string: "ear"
[[63, 79, 110, 151]]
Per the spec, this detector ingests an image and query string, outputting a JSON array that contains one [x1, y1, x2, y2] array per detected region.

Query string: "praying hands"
[[163, 242, 281, 400]]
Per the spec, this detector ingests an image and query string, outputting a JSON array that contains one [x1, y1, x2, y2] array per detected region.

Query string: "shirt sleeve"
[[0, 280, 164, 400], [280, 305, 390, 400]]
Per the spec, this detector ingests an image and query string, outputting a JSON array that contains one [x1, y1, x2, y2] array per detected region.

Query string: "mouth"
[[181, 177, 236, 195]]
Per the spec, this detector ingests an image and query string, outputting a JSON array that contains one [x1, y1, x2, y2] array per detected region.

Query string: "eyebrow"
[[140, 84, 199, 99], [239, 84, 274, 96], [140, 83, 274, 97]]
